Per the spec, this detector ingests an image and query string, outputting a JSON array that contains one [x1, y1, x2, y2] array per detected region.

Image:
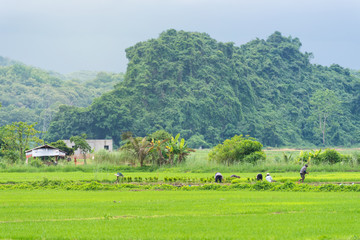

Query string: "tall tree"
[[2, 122, 41, 162], [70, 134, 91, 164], [310, 89, 341, 145]]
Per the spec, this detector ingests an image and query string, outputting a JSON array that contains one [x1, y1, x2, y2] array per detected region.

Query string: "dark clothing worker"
[[215, 172, 223, 183]]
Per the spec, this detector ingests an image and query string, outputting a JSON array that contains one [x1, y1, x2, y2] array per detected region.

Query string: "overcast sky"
[[0, 0, 359, 73]]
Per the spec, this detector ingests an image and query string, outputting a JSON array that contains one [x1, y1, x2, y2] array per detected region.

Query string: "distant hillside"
[[45, 30, 360, 147], [0, 63, 124, 135], [0, 56, 21, 66], [48, 70, 98, 82]]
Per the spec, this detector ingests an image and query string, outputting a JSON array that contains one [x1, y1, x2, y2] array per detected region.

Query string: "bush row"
[[1, 180, 359, 192]]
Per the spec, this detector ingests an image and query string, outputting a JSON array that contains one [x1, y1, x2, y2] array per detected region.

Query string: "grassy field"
[[1, 148, 360, 239], [1, 190, 360, 239]]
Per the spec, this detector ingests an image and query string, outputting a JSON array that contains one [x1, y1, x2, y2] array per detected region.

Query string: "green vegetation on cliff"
[[40, 30, 360, 147]]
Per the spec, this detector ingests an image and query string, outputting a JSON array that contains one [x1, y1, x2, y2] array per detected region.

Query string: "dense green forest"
[[7, 30, 360, 148], [0, 60, 124, 136], [44, 30, 360, 147]]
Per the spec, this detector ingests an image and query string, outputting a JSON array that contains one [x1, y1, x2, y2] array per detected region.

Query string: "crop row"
[[1, 179, 359, 192], [2, 171, 360, 184], [118, 176, 230, 183]]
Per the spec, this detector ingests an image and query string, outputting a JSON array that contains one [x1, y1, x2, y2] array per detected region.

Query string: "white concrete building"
[[63, 139, 113, 156]]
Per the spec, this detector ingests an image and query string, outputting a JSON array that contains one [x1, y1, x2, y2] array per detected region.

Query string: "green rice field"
[[1, 190, 360, 239], [1, 147, 360, 239]]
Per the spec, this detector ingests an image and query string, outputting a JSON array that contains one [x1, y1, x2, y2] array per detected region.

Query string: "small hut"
[[25, 145, 66, 164]]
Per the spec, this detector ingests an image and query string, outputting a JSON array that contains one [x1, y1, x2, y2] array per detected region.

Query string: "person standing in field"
[[299, 164, 309, 183], [256, 173, 263, 181], [215, 172, 223, 183]]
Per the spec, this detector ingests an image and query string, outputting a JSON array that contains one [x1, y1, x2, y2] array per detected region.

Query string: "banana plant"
[[148, 138, 169, 166], [166, 133, 194, 165]]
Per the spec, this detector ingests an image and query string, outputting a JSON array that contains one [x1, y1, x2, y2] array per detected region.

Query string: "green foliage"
[[0, 63, 123, 136], [0, 56, 20, 66], [1, 122, 41, 163], [297, 148, 348, 165], [309, 89, 341, 145], [120, 131, 194, 166], [1, 179, 360, 193], [29, 158, 43, 168], [243, 151, 266, 164], [50, 140, 74, 156], [120, 132, 152, 167], [70, 134, 91, 164], [187, 134, 210, 149], [0, 126, 5, 157], [94, 149, 136, 165], [165, 133, 195, 165], [44, 30, 360, 147], [314, 149, 343, 164], [297, 149, 321, 164], [208, 135, 265, 164], [282, 152, 293, 163], [147, 130, 172, 142]]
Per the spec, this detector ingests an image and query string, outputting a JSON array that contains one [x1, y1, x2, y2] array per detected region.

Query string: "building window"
[[104, 145, 109, 150]]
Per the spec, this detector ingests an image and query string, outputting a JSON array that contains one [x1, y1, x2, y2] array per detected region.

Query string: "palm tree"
[[121, 132, 151, 167]]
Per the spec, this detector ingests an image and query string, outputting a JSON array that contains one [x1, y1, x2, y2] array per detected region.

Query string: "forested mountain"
[[0, 63, 124, 135], [0, 56, 21, 66], [45, 30, 360, 147]]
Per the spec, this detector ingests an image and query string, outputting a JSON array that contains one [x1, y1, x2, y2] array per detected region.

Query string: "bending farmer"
[[115, 172, 124, 183], [299, 164, 309, 183], [215, 172, 223, 183]]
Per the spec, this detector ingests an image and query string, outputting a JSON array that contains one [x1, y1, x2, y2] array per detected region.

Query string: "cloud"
[[0, 0, 359, 73]]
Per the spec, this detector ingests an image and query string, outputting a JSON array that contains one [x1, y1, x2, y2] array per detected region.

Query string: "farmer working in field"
[[265, 173, 276, 182], [115, 172, 124, 183], [256, 173, 263, 181], [299, 164, 309, 183], [215, 172, 223, 183]]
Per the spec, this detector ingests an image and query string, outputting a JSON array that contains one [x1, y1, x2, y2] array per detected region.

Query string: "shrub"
[[243, 151, 266, 164], [297, 150, 321, 164], [251, 181, 272, 191], [208, 135, 265, 164], [29, 158, 43, 168], [318, 149, 342, 164], [297, 149, 348, 165]]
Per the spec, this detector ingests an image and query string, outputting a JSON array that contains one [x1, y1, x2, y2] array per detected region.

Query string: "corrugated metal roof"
[[25, 144, 65, 154]]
